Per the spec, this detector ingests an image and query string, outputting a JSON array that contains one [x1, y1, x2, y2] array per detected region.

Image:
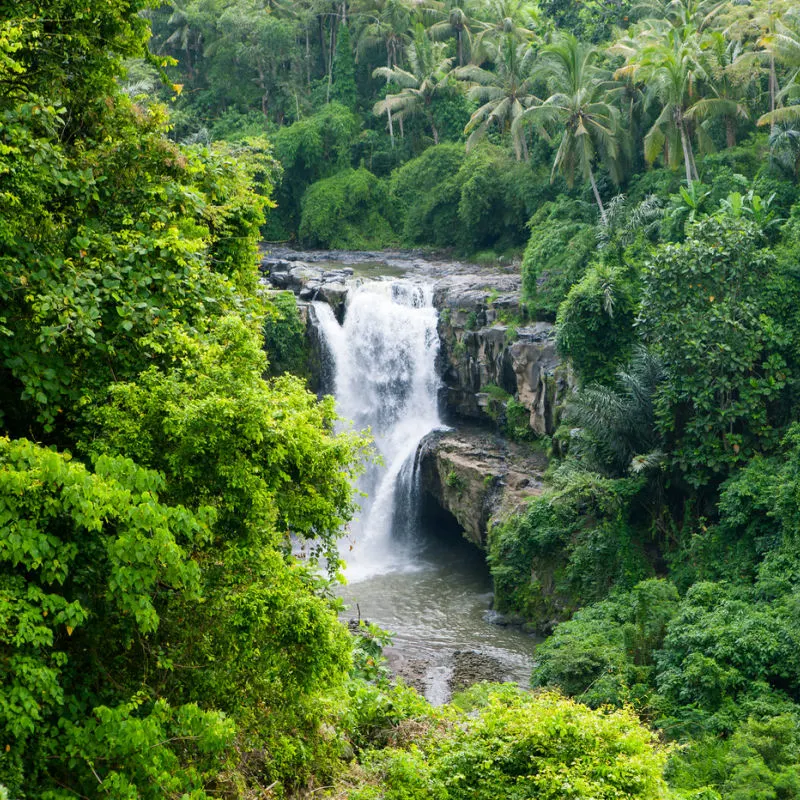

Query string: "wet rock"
[[432, 274, 573, 436], [259, 247, 575, 436], [418, 427, 546, 548], [449, 650, 510, 694], [384, 649, 429, 696]]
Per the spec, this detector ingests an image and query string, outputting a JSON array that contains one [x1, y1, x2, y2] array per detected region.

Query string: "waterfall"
[[313, 279, 442, 581]]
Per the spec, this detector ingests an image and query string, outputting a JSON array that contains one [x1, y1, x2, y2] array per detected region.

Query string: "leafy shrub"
[[435, 688, 668, 800], [268, 103, 360, 237], [532, 580, 680, 708], [556, 262, 637, 385], [263, 291, 308, 378], [341, 687, 668, 800], [299, 167, 397, 248], [521, 197, 597, 320], [488, 469, 650, 624], [639, 215, 792, 486], [390, 143, 466, 247]]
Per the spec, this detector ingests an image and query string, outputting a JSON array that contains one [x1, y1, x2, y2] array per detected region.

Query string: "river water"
[[308, 267, 536, 703]]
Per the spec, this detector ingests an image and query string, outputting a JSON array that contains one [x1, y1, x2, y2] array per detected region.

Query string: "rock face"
[[263, 256, 353, 323], [432, 274, 572, 436], [418, 427, 547, 548]]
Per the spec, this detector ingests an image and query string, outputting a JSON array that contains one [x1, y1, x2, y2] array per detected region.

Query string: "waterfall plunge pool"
[[311, 275, 536, 703]]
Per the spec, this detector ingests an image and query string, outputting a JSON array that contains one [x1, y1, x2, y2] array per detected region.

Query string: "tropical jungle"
[[2, 0, 800, 797]]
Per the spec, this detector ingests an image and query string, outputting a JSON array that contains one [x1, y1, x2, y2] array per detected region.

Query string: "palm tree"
[[472, 0, 540, 61], [422, 0, 484, 66], [718, 0, 796, 133], [373, 25, 455, 144], [686, 32, 753, 147], [354, 0, 415, 69], [612, 20, 707, 185], [515, 33, 621, 221], [161, 0, 202, 81], [756, 8, 800, 129], [456, 33, 538, 158], [567, 347, 666, 477]]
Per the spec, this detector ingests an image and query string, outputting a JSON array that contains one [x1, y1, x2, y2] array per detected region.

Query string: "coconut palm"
[[756, 8, 800, 129], [515, 33, 621, 221], [718, 0, 796, 133], [354, 0, 416, 69], [612, 19, 708, 185], [472, 0, 540, 61], [456, 33, 538, 158], [422, 0, 484, 66], [686, 32, 754, 147], [373, 25, 455, 144]]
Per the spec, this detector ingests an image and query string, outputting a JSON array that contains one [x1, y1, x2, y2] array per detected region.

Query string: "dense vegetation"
[[4, 0, 800, 797]]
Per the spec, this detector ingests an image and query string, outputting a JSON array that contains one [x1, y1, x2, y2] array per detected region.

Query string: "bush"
[[436, 688, 668, 800], [263, 291, 308, 378], [268, 103, 360, 237], [341, 687, 669, 800], [299, 167, 397, 248], [390, 143, 464, 247], [488, 470, 650, 624], [556, 262, 637, 385], [521, 197, 597, 320]]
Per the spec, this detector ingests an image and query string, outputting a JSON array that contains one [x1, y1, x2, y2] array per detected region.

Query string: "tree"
[[422, 0, 485, 66], [638, 214, 790, 485], [756, 7, 800, 129], [354, 0, 415, 69], [372, 25, 456, 144], [472, 0, 540, 60], [563, 347, 666, 475], [456, 33, 539, 158], [687, 31, 754, 148], [332, 21, 358, 109], [612, 19, 707, 186], [516, 33, 621, 220]]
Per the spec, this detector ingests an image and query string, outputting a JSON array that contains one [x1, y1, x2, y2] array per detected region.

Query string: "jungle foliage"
[[6, 0, 800, 797]]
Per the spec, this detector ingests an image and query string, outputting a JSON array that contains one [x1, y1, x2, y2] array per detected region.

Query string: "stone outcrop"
[[418, 427, 547, 548], [260, 250, 570, 548], [432, 274, 572, 436]]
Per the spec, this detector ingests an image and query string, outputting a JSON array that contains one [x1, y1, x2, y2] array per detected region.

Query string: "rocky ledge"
[[418, 427, 547, 548]]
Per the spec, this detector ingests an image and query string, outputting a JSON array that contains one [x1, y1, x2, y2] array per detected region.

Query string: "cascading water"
[[313, 279, 442, 580]]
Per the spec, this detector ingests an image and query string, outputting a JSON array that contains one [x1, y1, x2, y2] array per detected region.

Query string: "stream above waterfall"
[[291, 253, 537, 703]]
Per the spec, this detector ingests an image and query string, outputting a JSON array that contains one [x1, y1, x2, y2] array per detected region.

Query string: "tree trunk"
[[387, 108, 395, 148], [327, 19, 335, 102], [399, 115, 404, 138], [258, 68, 269, 118], [432, 122, 439, 145], [589, 167, 606, 224], [679, 120, 694, 186], [306, 28, 311, 87], [521, 132, 529, 162], [769, 54, 777, 135], [457, 30, 464, 66], [725, 115, 736, 148]]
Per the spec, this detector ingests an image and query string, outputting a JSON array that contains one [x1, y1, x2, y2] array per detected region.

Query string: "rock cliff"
[[260, 250, 572, 547], [418, 427, 547, 548]]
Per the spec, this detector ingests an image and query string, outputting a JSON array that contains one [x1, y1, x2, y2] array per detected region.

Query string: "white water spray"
[[313, 279, 442, 581]]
